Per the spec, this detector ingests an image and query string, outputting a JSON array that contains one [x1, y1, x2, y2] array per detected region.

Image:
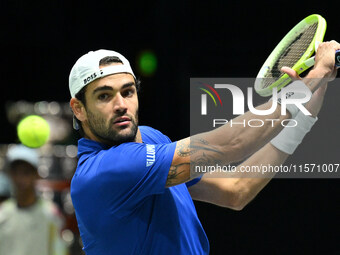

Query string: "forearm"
[[228, 143, 289, 208], [167, 101, 290, 187], [194, 101, 290, 165], [189, 143, 288, 210]]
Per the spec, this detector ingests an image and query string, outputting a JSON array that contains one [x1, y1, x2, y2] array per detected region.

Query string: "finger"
[[330, 40, 340, 48], [281, 66, 301, 80]]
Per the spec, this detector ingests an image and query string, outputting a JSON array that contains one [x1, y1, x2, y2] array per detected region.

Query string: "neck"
[[135, 128, 142, 143], [15, 189, 37, 208]]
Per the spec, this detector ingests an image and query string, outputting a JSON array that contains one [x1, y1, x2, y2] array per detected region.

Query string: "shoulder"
[[139, 126, 172, 144], [0, 199, 17, 224], [0, 198, 16, 213], [38, 198, 64, 226]]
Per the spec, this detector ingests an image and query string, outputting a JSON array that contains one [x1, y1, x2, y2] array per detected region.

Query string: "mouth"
[[113, 116, 131, 127]]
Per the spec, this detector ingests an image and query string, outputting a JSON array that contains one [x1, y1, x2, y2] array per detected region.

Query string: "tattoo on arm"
[[166, 162, 189, 187], [166, 137, 224, 187], [176, 137, 222, 156]]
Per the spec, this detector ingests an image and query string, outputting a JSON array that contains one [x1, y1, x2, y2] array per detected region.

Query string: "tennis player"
[[69, 41, 339, 255]]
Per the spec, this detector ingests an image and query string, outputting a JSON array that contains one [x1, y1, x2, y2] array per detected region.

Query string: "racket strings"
[[262, 22, 318, 88]]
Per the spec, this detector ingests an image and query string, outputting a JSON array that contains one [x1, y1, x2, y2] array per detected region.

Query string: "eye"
[[122, 88, 136, 98], [98, 93, 111, 101]]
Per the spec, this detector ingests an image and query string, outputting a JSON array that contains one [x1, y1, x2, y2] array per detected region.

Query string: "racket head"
[[255, 14, 327, 97]]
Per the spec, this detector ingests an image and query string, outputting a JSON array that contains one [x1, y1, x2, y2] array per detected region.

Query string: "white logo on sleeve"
[[146, 144, 156, 167]]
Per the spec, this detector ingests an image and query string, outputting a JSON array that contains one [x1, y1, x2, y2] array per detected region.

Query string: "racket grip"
[[336, 50, 340, 68]]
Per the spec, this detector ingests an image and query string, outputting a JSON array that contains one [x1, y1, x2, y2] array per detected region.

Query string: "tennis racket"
[[255, 14, 340, 97]]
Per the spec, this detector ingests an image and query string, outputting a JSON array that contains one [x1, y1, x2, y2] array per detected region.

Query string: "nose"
[[113, 93, 128, 113]]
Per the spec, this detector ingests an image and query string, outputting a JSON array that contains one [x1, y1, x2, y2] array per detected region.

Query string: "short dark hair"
[[99, 56, 123, 66], [8, 160, 37, 173], [74, 56, 141, 136]]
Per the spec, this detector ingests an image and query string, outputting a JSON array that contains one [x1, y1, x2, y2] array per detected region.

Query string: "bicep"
[[166, 136, 223, 187], [167, 136, 227, 187], [166, 138, 191, 187]]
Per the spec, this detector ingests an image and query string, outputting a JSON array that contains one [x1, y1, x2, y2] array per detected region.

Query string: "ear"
[[70, 98, 87, 122]]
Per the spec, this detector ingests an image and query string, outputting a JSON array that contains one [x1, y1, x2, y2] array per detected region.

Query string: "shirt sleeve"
[[185, 176, 203, 187], [97, 142, 176, 217]]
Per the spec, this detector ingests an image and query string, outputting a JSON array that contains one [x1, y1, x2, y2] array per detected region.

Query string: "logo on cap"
[[84, 73, 98, 85]]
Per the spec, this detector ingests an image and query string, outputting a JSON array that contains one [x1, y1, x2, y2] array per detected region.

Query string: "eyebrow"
[[92, 82, 135, 95]]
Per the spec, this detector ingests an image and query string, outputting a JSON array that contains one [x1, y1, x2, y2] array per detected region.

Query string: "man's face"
[[81, 66, 139, 146], [9, 162, 37, 193]]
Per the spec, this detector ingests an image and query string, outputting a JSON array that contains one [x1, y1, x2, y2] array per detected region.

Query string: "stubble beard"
[[86, 109, 139, 146]]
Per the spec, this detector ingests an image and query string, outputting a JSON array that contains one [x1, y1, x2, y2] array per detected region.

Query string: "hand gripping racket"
[[255, 14, 340, 97]]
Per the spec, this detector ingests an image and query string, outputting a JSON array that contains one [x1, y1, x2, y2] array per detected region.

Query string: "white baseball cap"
[[7, 144, 39, 168], [69, 49, 136, 98]]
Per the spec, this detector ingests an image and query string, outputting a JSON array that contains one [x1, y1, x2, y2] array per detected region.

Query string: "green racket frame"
[[255, 14, 327, 97]]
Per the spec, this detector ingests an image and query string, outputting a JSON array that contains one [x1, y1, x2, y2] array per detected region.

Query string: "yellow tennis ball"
[[17, 115, 50, 148]]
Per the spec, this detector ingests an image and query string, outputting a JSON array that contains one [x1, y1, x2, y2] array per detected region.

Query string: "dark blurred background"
[[1, 1, 339, 254]]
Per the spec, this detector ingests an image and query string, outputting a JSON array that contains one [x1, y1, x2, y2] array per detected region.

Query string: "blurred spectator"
[[0, 172, 11, 204], [0, 145, 68, 255]]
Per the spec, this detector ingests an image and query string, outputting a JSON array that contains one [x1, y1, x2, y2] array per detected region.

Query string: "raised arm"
[[188, 81, 328, 210], [166, 103, 286, 188], [165, 41, 339, 188]]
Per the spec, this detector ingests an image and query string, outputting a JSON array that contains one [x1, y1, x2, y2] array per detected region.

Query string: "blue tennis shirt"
[[71, 126, 209, 255]]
